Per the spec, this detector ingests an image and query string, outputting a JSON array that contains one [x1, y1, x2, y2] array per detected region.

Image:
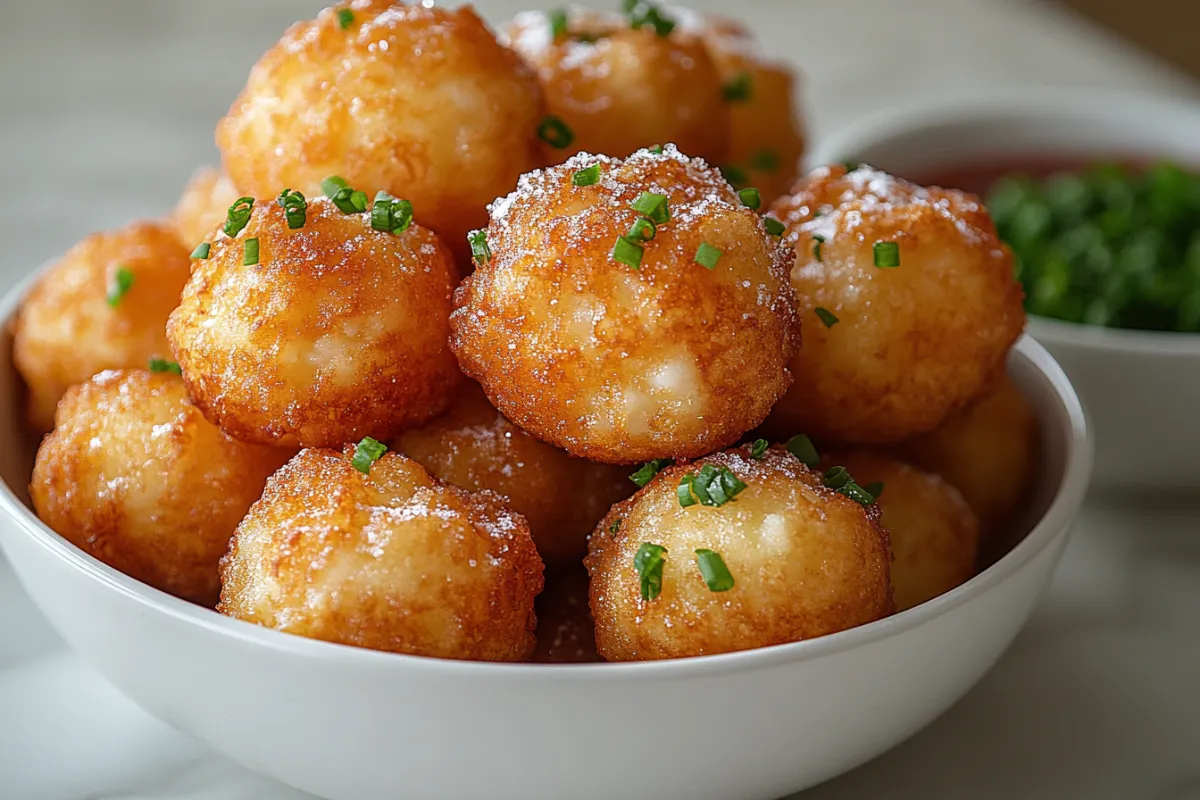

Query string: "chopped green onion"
[[106, 267, 134, 307], [330, 186, 367, 215], [694, 549, 734, 592], [468, 230, 491, 266], [322, 176, 350, 199], [572, 163, 602, 186], [223, 197, 254, 237], [764, 216, 785, 237], [720, 164, 747, 188], [738, 187, 761, 210], [538, 115, 574, 149], [722, 72, 753, 102], [634, 542, 667, 601], [813, 233, 825, 261], [190, 242, 211, 260], [631, 192, 669, 224], [814, 307, 839, 328], [549, 8, 568, 38], [823, 466, 876, 505], [677, 464, 747, 508], [371, 191, 413, 235], [874, 241, 901, 268], [351, 437, 388, 474], [627, 2, 675, 36], [609, 518, 621, 534], [694, 242, 722, 269], [750, 149, 780, 172], [863, 481, 885, 500], [786, 434, 818, 467], [630, 458, 671, 487], [148, 358, 182, 375], [277, 189, 308, 230], [648, 144, 664, 155], [628, 217, 656, 242], [336, 8, 354, 29], [612, 235, 644, 269], [749, 438, 769, 459], [842, 160, 862, 173], [243, 237, 260, 266]]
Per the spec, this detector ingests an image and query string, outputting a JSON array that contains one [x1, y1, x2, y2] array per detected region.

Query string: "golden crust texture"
[[172, 167, 241, 251], [450, 146, 800, 464], [394, 382, 633, 566], [898, 374, 1038, 537], [13, 221, 192, 432], [675, 10, 806, 202], [166, 196, 461, 448], [218, 448, 544, 661], [502, 9, 728, 163], [216, 0, 546, 266], [30, 370, 290, 605], [764, 164, 1026, 444], [823, 450, 979, 612], [586, 446, 892, 660]]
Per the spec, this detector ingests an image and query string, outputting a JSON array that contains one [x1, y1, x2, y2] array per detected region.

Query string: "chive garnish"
[[750, 149, 780, 172], [277, 189, 308, 230], [148, 358, 182, 375], [628, 217, 656, 242], [629, 458, 671, 487], [322, 176, 350, 199], [351, 437, 387, 474], [468, 230, 491, 266], [786, 434, 819, 467], [337, 8, 354, 29], [371, 191, 413, 235], [634, 542, 667, 601], [648, 144, 664, 155], [749, 438, 769, 459], [874, 241, 901, 268], [106, 267, 134, 308], [549, 8, 568, 38], [812, 233, 825, 261], [720, 164, 747, 188], [863, 481, 885, 500], [538, 115, 574, 149], [695, 549, 734, 592], [243, 237, 260, 266], [223, 197, 254, 237], [694, 242, 722, 269], [631, 192, 669, 225], [612, 235, 644, 269], [814, 307, 839, 328], [190, 242, 211, 260], [626, 1, 675, 36], [764, 217, 785, 237], [722, 71, 753, 102], [738, 187, 761, 210], [609, 518, 621, 534], [677, 464, 747, 508], [572, 163, 602, 187], [823, 466, 877, 505]]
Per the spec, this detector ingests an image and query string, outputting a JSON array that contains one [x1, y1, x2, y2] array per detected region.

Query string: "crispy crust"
[[218, 448, 544, 661]]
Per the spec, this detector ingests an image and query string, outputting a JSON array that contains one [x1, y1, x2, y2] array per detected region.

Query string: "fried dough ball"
[[764, 165, 1025, 444], [394, 382, 633, 565], [502, 9, 728, 163], [822, 450, 979, 612], [673, 9, 806, 202], [30, 370, 289, 606], [586, 446, 892, 660], [451, 146, 799, 464], [216, 0, 545, 265], [899, 374, 1038, 537], [218, 447, 544, 661], [13, 221, 192, 432], [172, 167, 240, 251], [167, 195, 460, 448]]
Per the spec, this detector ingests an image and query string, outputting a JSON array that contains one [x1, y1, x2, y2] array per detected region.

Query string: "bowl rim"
[[809, 86, 1200, 353], [0, 283, 1091, 683]]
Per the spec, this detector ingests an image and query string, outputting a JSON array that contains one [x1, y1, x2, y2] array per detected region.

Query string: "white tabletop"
[[1, 1, 1198, 798]]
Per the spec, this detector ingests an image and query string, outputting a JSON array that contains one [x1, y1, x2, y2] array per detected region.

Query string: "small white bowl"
[[0, 258, 1089, 800], [811, 88, 1200, 491]]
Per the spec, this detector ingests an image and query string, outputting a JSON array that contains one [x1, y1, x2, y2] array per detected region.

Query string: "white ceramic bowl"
[[0, 281, 1089, 798], [810, 88, 1200, 491]]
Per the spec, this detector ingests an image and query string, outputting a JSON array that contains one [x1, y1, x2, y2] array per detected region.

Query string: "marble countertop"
[[1, 1, 1198, 798]]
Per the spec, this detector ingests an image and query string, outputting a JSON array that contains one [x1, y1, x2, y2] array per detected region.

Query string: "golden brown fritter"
[[216, 0, 546, 266], [898, 374, 1038, 538], [822, 450, 979, 612], [451, 146, 799, 464], [172, 167, 241, 252], [674, 9, 806, 203], [394, 382, 633, 566], [586, 446, 892, 660], [13, 221, 192, 432], [764, 164, 1026, 444], [30, 370, 290, 606], [502, 9, 728, 163], [167, 195, 461, 449], [218, 447, 544, 662]]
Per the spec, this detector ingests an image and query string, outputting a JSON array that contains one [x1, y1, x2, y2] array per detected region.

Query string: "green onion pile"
[[987, 161, 1200, 332]]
